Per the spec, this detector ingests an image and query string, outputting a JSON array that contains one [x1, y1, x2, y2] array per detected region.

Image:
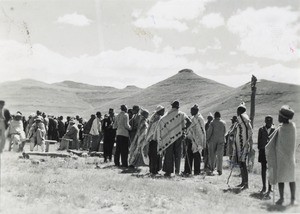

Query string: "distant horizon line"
[[0, 74, 299, 90]]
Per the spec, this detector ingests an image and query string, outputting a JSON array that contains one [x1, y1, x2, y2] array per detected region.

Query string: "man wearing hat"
[[102, 108, 116, 162], [266, 105, 297, 205], [183, 104, 206, 175], [233, 102, 253, 190], [0, 100, 11, 153], [155, 100, 191, 177], [206, 111, 226, 176], [28, 116, 46, 152], [145, 105, 165, 175], [257, 115, 275, 194], [113, 105, 132, 167]]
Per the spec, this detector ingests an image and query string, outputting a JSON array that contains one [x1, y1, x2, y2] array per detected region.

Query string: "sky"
[[0, 0, 299, 88]]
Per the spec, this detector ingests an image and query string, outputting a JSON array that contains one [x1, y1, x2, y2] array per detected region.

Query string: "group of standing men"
[[0, 99, 297, 205]]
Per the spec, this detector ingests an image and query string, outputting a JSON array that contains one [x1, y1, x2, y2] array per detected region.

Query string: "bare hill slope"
[[93, 69, 233, 114]]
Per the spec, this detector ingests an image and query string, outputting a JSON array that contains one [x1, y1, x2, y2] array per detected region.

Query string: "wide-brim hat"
[[191, 104, 199, 110], [155, 105, 164, 113], [141, 109, 149, 119], [279, 105, 294, 120], [207, 112, 213, 119], [171, 100, 179, 108]]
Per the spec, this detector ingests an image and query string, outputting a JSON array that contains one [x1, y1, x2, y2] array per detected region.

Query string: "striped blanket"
[[155, 108, 188, 154], [186, 113, 206, 153], [129, 117, 149, 166]]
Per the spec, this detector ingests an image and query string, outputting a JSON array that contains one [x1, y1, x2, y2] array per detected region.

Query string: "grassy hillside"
[[92, 69, 233, 114], [1, 71, 299, 140]]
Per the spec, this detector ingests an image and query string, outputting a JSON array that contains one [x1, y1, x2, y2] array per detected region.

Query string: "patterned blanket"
[[154, 108, 187, 154], [186, 113, 206, 153]]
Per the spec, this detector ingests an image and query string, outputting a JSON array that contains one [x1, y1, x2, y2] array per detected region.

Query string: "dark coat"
[[257, 126, 275, 149], [3, 108, 11, 129]]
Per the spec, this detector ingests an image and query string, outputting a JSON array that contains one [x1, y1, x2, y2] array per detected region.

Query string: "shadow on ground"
[[250, 192, 271, 200], [223, 187, 242, 194]]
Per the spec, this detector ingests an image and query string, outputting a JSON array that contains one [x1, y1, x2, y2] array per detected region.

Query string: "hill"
[[1, 71, 299, 141], [0, 79, 141, 116], [92, 69, 233, 114]]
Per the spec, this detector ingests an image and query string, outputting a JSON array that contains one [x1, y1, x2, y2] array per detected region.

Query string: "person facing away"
[[113, 105, 132, 167], [102, 108, 116, 162], [206, 111, 226, 176], [266, 105, 297, 206], [257, 115, 275, 195], [145, 105, 165, 176], [202, 113, 213, 171], [183, 104, 206, 176], [128, 109, 149, 167], [57, 116, 66, 139], [155, 100, 191, 177], [233, 102, 253, 190]]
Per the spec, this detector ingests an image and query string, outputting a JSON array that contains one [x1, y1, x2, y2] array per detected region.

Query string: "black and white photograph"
[[0, 0, 299, 213]]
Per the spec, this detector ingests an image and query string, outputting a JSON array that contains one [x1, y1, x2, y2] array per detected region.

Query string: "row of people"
[[0, 100, 297, 205]]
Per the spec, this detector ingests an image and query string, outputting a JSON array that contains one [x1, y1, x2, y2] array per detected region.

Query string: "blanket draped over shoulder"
[[186, 113, 206, 153], [265, 122, 297, 185], [155, 109, 187, 155], [233, 113, 253, 163], [129, 117, 149, 166]]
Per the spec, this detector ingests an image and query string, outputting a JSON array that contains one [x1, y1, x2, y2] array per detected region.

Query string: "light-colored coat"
[[266, 122, 297, 184], [113, 111, 132, 137]]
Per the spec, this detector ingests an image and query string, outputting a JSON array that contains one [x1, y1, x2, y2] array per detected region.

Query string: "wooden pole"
[[250, 75, 257, 127]]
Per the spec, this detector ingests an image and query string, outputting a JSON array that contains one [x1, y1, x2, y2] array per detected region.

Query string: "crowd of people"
[[0, 99, 297, 206]]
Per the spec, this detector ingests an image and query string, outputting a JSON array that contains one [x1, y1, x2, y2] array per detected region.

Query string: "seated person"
[[60, 119, 79, 150]]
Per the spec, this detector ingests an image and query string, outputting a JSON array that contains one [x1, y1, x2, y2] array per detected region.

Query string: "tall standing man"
[[206, 111, 226, 175], [266, 105, 297, 205], [102, 108, 116, 162], [257, 115, 275, 194], [184, 104, 206, 175], [146, 105, 165, 175], [156, 101, 191, 177], [113, 105, 132, 167], [234, 102, 253, 190]]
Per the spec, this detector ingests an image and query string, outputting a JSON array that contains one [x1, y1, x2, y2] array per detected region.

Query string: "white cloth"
[[266, 122, 297, 184], [90, 118, 101, 135], [186, 113, 206, 153]]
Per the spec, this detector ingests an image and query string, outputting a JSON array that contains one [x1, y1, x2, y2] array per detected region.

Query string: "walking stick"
[[227, 163, 234, 186]]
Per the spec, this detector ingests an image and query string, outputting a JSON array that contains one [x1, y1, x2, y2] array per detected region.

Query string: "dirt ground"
[[0, 143, 299, 214]]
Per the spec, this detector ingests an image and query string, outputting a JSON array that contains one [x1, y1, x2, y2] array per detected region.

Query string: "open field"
[[1, 143, 299, 214]]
